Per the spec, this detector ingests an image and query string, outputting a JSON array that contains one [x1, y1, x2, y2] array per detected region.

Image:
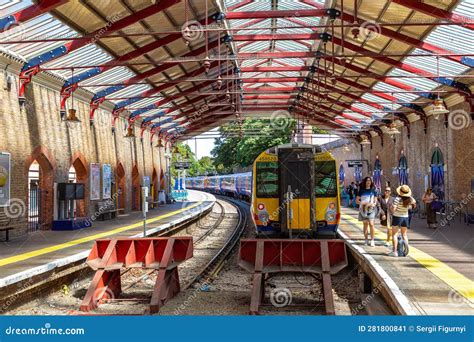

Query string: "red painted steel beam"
[[244, 95, 293, 100], [391, 0, 474, 30], [294, 104, 350, 129], [0, 0, 69, 33], [227, 0, 253, 11], [330, 36, 471, 95], [241, 66, 307, 73], [298, 1, 472, 65], [233, 33, 321, 41], [225, 9, 332, 19]]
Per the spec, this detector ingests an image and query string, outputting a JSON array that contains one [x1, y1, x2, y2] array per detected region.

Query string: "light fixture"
[[124, 124, 135, 138], [65, 108, 81, 125], [360, 135, 371, 145], [216, 75, 222, 89], [173, 146, 180, 154], [203, 56, 211, 74], [428, 56, 449, 120], [155, 138, 164, 148], [387, 122, 400, 138], [428, 98, 449, 120], [342, 145, 351, 152], [65, 67, 80, 126]]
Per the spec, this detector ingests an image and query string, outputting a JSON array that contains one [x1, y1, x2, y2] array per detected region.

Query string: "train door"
[[278, 148, 315, 234]]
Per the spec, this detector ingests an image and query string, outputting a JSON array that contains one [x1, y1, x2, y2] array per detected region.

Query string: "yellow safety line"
[[0, 201, 203, 268], [342, 214, 474, 303]]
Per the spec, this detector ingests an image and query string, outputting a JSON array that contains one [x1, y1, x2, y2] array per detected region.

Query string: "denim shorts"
[[392, 215, 409, 228], [358, 210, 376, 222]]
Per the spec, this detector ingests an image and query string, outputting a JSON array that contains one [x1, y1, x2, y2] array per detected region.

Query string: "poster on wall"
[[90, 163, 101, 200], [0, 152, 11, 207], [102, 164, 112, 199]]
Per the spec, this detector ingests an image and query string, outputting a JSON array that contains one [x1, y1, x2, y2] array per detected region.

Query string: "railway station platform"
[[0, 190, 215, 289], [338, 207, 474, 316]]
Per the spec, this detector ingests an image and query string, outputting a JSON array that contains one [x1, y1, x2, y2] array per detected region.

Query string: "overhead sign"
[[174, 161, 190, 170], [347, 160, 363, 168]]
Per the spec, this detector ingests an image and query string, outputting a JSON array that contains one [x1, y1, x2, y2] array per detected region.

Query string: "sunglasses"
[[385, 189, 391, 192]]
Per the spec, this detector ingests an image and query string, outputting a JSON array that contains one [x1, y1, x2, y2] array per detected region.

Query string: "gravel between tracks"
[[8, 198, 365, 316]]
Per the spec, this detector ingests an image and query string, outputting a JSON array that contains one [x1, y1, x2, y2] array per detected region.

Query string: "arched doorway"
[[116, 163, 125, 211], [71, 157, 88, 217], [26, 151, 54, 230], [431, 147, 445, 200], [132, 165, 141, 211]]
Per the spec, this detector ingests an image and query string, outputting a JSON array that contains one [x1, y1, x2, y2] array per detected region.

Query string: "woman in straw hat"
[[389, 184, 416, 257]]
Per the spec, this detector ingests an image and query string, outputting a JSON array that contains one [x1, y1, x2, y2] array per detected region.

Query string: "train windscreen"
[[314, 161, 337, 197], [256, 162, 278, 198]]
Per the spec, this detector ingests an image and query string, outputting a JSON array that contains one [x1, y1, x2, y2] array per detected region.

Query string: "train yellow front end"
[[251, 143, 340, 238]]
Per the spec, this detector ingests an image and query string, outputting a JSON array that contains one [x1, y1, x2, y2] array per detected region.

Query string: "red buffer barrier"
[[80, 237, 193, 314], [238, 239, 348, 315]]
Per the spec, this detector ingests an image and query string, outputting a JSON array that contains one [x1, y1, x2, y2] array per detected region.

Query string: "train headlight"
[[257, 203, 265, 211]]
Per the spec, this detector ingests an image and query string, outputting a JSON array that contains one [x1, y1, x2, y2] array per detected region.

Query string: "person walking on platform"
[[356, 177, 378, 247], [378, 187, 393, 247], [389, 185, 416, 257], [347, 182, 356, 207], [422, 188, 438, 229]]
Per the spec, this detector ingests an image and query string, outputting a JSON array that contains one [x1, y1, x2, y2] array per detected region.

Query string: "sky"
[[184, 128, 219, 159]]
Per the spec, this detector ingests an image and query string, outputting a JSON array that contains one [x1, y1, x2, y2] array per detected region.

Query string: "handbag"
[[431, 201, 443, 212]]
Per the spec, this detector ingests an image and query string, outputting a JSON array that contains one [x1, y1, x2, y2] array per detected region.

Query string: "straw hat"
[[396, 184, 412, 197]]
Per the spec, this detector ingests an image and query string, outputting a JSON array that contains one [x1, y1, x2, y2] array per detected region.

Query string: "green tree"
[[170, 143, 217, 177], [211, 119, 295, 171]]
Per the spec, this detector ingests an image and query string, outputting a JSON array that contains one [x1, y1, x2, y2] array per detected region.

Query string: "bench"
[[95, 200, 119, 221], [0, 217, 23, 242]]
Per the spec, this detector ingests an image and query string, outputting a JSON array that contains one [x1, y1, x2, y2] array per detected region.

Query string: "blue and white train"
[[185, 172, 252, 200]]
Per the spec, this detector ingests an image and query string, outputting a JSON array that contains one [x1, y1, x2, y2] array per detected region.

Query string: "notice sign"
[[90, 163, 101, 200], [103, 164, 112, 199], [0, 152, 11, 207]]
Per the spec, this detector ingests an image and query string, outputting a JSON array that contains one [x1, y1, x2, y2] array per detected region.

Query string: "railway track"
[[0, 200, 214, 314], [183, 197, 248, 290], [3, 197, 247, 315]]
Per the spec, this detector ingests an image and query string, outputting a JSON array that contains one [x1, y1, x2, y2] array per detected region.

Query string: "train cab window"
[[314, 161, 337, 197], [256, 162, 278, 197]]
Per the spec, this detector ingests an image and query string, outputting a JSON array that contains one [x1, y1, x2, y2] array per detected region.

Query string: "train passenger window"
[[314, 161, 337, 197], [256, 162, 278, 197]]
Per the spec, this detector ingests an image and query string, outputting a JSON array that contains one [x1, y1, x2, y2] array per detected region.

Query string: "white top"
[[392, 196, 416, 218]]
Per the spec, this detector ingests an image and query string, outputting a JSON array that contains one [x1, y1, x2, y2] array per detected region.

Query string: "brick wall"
[[327, 103, 474, 212], [0, 54, 166, 238]]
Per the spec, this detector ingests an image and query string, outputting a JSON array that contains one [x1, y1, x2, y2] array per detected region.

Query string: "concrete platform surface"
[[339, 207, 474, 315], [0, 190, 215, 287]]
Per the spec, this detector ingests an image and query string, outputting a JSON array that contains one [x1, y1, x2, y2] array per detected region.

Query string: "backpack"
[[397, 234, 409, 257]]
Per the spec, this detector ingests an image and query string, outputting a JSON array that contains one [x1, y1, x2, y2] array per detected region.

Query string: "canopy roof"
[[0, 0, 472, 141]]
